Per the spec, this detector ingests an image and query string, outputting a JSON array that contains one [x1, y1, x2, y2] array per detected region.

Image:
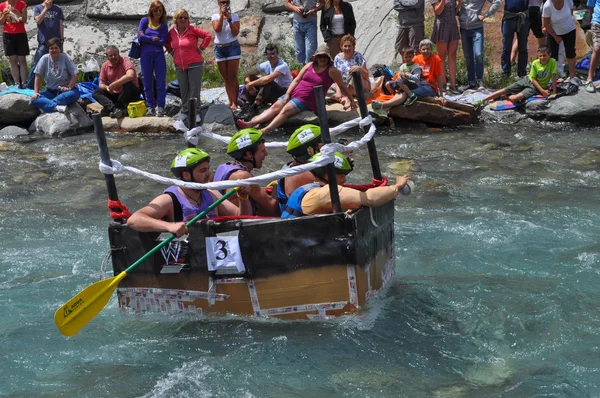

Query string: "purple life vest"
[[213, 162, 258, 215], [163, 186, 217, 222]]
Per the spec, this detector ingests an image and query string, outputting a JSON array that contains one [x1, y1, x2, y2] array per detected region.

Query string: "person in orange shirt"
[[372, 39, 446, 113]]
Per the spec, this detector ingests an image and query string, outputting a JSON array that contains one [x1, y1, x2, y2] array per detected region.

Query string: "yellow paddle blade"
[[54, 271, 127, 337]]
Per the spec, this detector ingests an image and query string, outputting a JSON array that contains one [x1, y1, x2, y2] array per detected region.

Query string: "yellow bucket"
[[127, 100, 147, 118]]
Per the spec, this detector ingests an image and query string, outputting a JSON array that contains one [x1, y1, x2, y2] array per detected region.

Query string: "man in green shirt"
[[475, 46, 557, 106]]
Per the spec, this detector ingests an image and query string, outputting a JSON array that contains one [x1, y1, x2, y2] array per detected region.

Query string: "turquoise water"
[[1, 122, 599, 397]]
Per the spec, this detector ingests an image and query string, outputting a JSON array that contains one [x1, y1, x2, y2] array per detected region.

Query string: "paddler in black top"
[[127, 148, 252, 237]]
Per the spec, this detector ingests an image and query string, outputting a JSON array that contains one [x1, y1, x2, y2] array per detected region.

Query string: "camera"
[[225, 6, 231, 12], [302, 8, 309, 18]]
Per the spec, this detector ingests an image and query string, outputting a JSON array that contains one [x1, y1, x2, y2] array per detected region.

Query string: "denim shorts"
[[412, 84, 436, 97], [279, 95, 310, 112], [214, 41, 241, 62]]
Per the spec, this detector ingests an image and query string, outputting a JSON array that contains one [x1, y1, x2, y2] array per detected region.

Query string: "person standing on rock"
[[26, 0, 64, 90], [393, 0, 426, 55], [92, 45, 141, 119], [320, 0, 356, 58], [166, 9, 212, 123], [286, 0, 326, 64], [138, 1, 168, 117], [30, 37, 79, 114], [458, 0, 501, 90], [212, 0, 241, 110], [0, 0, 29, 89]]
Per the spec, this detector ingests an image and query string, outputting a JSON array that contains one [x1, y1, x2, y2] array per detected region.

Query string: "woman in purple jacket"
[[138, 0, 168, 116]]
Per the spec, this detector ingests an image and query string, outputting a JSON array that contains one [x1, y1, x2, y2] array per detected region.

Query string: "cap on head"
[[309, 151, 354, 179], [287, 124, 322, 160], [170, 148, 210, 178], [227, 128, 265, 159]]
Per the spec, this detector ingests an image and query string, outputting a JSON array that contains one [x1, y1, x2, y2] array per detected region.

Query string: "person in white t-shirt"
[[212, 0, 241, 110], [238, 43, 293, 120], [542, 0, 577, 80]]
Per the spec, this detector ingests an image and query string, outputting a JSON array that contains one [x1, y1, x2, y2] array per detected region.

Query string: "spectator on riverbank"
[[542, 0, 577, 80], [332, 34, 371, 109], [431, 0, 461, 94], [138, 1, 168, 117], [286, 0, 325, 64], [92, 45, 140, 119], [0, 0, 28, 88], [320, 0, 356, 58], [30, 37, 79, 113], [393, 0, 426, 54], [501, 0, 530, 77], [510, 0, 546, 66], [26, 0, 64, 90], [166, 8, 212, 123], [476, 45, 557, 105], [236, 44, 355, 134], [585, 0, 600, 92], [458, 0, 501, 90], [238, 43, 293, 121], [212, 0, 241, 110]]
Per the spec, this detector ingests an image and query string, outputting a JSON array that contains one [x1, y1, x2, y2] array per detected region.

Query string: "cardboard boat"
[[109, 200, 395, 320]]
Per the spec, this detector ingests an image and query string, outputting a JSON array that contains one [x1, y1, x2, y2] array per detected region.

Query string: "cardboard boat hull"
[[109, 201, 396, 320]]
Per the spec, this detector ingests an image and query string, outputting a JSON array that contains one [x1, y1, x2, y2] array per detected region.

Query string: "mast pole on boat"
[[351, 71, 382, 181], [188, 97, 197, 148], [314, 85, 343, 213], [92, 113, 124, 223]]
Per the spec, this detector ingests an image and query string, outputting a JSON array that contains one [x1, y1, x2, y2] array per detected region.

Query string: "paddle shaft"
[[93, 113, 125, 222], [314, 85, 342, 213], [123, 188, 237, 275], [351, 71, 382, 180]]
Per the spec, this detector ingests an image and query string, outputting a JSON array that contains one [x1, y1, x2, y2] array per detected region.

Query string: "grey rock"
[[29, 103, 93, 137], [525, 91, 600, 124], [0, 94, 40, 124], [165, 94, 182, 117], [480, 107, 529, 125], [0, 126, 30, 140], [203, 104, 235, 127], [262, 0, 287, 13]]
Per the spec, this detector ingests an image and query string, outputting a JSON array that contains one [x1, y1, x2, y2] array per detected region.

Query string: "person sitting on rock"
[[371, 39, 446, 113], [92, 45, 141, 119], [281, 151, 412, 218], [384, 47, 422, 105], [30, 37, 79, 113], [213, 129, 280, 216], [236, 44, 355, 134], [237, 43, 293, 121], [127, 148, 252, 237], [277, 124, 322, 212], [332, 34, 371, 109], [474, 45, 557, 107]]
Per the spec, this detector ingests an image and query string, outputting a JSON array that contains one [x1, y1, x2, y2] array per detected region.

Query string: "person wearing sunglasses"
[[212, 0, 241, 110], [237, 43, 293, 121], [166, 8, 212, 124], [137, 1, 168, 117]]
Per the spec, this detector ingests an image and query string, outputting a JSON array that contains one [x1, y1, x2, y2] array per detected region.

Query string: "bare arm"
[[208, 189, 252, 216], [542, 17, 561, 42], [108, 69, 136, 91], [433, 0, 446, 16], [329, 67, 357, 108], [35, 5, 49, 25], [285, 0, 303, 13], [230, 20, 240, 36], [247, 70, 282, 88], [60, 19, 64, 40], [530, 77, 549, 96], [127, 194, 188, 237]]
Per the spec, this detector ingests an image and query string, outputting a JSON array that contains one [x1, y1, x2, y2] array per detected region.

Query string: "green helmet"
[[227, 128, 265, 160], [170, 148, 211, 178], [309, 151, 354, 178], [287, 124, 322, 159]]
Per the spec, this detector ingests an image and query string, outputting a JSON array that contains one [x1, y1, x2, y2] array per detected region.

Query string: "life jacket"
[[281, 182, 320, 219], [163, 186, 216, 222], [213, 162, 259, 215], [277, 162, 293, 213]]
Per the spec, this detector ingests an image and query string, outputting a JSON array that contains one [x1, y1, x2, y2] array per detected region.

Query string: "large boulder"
[[29, 103, 93, 137], [86, 0, 248, 20], [0, 94, 40, 124], [101, 116, 176, 134], [203, 104, 236, 131], [525, 91, 600, 124], [0, 126, 30, 141], [388, 101, 473, 126]]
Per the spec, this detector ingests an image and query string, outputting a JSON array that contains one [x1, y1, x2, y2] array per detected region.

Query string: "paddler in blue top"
[[127, 148, 252, 237], [277, 124, 322, 212], [213, 129, 280, 216]]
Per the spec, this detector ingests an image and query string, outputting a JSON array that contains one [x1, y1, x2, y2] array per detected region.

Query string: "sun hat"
[[310, 44, 333, 64]]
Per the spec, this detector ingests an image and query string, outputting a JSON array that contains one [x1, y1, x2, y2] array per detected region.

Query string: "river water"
[[1, 120, 599, 397]]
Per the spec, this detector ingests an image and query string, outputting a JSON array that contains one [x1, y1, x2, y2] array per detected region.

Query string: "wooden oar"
[[54, 188, 237, 337]]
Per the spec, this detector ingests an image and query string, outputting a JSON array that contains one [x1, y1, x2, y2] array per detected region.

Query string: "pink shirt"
[[292, 64, 334, 113], [99, 56, 139, 93], [166, 25, 212, 70]]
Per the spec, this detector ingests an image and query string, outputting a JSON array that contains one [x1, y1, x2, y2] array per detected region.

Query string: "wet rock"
[[203, 104, 236, 130], [86, 0, 248, 20], [0, 94, 40, 124], [388, 101, 473, 126], [29, 103, 93, 137], [480, 107, 529, 124], [102, 116, 176, 134], [0, 126, 29, 140], [525, 91, 600, 124]]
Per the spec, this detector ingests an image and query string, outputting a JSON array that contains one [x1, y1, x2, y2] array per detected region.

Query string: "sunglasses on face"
[[220, 1, 230, 4], [266, 51, 278, 56]]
